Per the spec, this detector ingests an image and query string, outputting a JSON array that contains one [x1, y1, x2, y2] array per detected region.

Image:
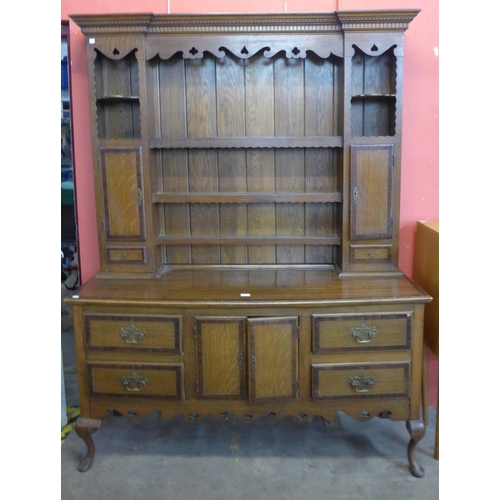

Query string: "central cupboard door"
[[195, 316, 298, 402], [248, 317, 299, 403], [195, 317, 246, 399]]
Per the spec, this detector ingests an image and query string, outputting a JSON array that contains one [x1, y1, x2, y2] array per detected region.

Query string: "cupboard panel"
[[350, 144, 393, 240], [248, 317, 298, 402], [196, 317, 246, 399], [101, 148, 144, 240]]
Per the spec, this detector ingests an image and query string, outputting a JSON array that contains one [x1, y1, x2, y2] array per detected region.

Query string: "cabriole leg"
[[75, 417, 101, 472], [406, 419, 425, 478]]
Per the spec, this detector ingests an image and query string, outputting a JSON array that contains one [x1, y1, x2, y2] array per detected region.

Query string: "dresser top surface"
[[66, 268, 431, 307]]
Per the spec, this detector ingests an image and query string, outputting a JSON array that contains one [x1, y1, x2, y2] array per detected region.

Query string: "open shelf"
[[150, 136, 342, 149], [152, 192, 341, 204], [351, 96, 396, 137], [95, 50, 141, 140], [156, 235, 341, 246], [97, 96, 140, 101], [351, 45, 397, 138], [351, 94, 396, 99], [97, 100, 141, 139]]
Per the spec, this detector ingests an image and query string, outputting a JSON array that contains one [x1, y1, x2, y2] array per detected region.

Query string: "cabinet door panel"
[[196, 317, 246, 399], [248, 317, 298, 403], [350, 145, 393, 240], [101, 148, 144, 240]]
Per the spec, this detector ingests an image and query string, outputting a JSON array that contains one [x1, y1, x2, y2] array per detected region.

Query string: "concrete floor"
[[61, 329, 438, 500]]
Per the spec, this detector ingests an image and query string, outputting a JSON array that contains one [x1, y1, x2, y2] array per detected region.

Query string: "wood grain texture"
[[303, 55, 339, 263], [67, 268, 431, 305], [101, 149, 144, 240], [197, 317, 245, 399], [216, 54, 247, 263], [248, 317, 298, 402], [275, 56, 305, 264], [245, 53, 276, 264], [186, 56, 220, 264], [155, 55, 190, 264], [350, 145, 394, 240]]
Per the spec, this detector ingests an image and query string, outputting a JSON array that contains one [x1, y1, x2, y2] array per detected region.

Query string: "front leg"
[[406, 420, 425, 478], [75, 417, 101, 472]]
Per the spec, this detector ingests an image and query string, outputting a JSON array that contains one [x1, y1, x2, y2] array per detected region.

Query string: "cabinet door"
[[247, 317, 298, 403], [100, 147, 145, 240], [350, 144, 393, 240], [195, 317, 246, 399]]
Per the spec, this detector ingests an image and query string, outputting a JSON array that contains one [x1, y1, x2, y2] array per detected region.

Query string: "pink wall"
[[62, 0, 438, 284]]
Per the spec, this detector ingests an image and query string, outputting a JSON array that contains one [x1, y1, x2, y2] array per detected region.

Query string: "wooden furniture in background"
[[66, 10, 431, 477], [414, 220, 439, 460]]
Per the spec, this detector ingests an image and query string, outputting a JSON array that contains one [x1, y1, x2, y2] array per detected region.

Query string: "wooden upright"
[[66, 10, 431, 477]]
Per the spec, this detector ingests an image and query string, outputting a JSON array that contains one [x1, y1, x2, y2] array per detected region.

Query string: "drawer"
[[311, 362, 409, 400], [88, 362, 184, 399], [106, 247, 146, 264], [350, 244, 391, 263], [312, 313, 411, 353], [85, 314, 182, 353]]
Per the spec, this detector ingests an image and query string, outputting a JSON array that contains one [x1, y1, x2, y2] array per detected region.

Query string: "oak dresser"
[[66, 9, 431, 477]]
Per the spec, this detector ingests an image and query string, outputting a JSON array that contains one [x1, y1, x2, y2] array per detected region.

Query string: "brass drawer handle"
[[251, 355, 257, 374], [350, 319, 377, 344], [238, 352, 244, 371], [122, 372, 148, 391], [120, 321, 147, 344], [349, 374, 376, 393]]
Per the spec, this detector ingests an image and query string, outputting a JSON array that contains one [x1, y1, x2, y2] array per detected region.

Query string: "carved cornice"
[[71, 11, 420, 36], [70, 13, 154, 35], [70, 13, 342, 35], [336, 10, 420, 32], [147, 13, 342, 34]]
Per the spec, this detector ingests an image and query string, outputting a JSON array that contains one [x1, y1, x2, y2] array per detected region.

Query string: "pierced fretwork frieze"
[[350, 42, 398, 58], [91, 42, 143, 61], [146, 35, 343, 61]]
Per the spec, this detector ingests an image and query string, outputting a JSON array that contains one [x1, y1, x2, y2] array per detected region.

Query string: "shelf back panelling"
[[149, 50, 342, 266], [149, 52, 342, 141], [156, 147, 340, 266]]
